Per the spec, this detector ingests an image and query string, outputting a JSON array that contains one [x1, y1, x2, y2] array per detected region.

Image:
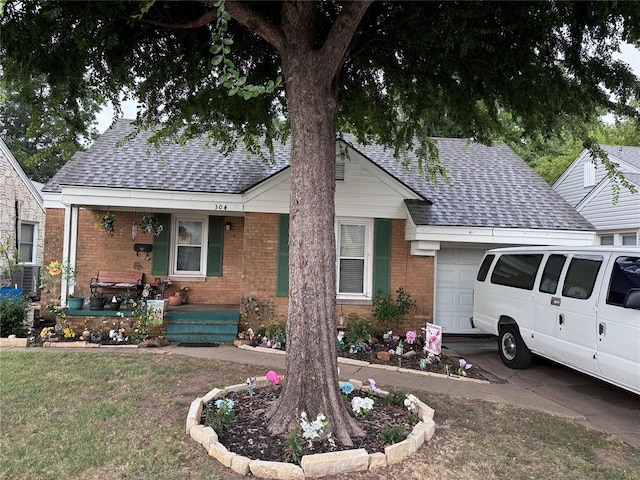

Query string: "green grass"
[[1, 350, 639, 480]]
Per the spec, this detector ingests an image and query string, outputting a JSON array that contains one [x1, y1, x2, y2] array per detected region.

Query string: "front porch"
[[57, 303, 240, 345]]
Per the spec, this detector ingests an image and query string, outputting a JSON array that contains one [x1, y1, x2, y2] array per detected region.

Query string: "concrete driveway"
[[445, 336, 640, 449]]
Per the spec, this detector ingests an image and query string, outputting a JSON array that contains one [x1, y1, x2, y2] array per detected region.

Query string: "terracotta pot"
[[169, 295, 182, 306]]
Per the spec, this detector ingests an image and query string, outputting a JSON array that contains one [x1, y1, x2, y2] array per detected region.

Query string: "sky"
[[95, 43, 640, 134]]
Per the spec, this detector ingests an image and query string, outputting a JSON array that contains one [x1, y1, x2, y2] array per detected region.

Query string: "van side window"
[[490, 254, 543, 290], [607, 256, 640, 306], [539, 254, 567, 294], [562, 255, 603, 299], [476, 254, 495, 282]]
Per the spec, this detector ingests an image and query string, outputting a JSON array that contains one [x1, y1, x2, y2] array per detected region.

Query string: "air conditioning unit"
[[11, 265, 41, 300]]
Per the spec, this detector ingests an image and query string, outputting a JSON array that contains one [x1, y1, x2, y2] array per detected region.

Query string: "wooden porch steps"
[[163, 309, 240, 345]]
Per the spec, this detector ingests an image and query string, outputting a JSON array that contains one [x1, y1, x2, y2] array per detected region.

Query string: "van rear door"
[[596, 254, 640, 395], [554, 254, 605, 376]]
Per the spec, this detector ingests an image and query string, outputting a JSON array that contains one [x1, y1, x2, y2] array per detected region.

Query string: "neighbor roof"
[[45, 119, 593, 232], [601, 145, 640, 169]]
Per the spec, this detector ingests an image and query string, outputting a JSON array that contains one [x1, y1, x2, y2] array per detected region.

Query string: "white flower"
[[351, 396, 374, 416], [404, 394, 419, 411]]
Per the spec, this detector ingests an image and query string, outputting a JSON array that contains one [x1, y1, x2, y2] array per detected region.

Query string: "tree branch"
[[134, 2, 218, 29], [320, 1, 374, 77], [225, 0, 285, 52]]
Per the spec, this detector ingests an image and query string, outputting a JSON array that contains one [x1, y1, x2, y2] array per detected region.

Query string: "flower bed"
[[186, 377, 436, 478]]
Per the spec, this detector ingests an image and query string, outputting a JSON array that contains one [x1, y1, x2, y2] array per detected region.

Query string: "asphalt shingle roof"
[[44, 119, 290, 194], [602, 145, 640, 169], [351, 138, 594, 231], [45, 119, 593, 232]]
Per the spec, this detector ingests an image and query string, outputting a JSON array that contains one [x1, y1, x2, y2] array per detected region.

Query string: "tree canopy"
[[2, 0, 640, 446], [0, 78, 101, 182]]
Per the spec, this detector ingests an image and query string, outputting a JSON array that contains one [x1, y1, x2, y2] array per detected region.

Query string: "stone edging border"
[[186, 377, 436, 479], [237, 344, 490, 384]]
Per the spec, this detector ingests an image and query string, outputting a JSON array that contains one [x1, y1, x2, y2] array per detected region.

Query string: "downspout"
[[14, 199, 20, 251]]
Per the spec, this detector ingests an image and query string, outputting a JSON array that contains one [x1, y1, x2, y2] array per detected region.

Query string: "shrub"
[[344, 313, 374, 344], [0, 295, 31, 337], [265, 322, 286, 344], [372, 287, 416, 331]]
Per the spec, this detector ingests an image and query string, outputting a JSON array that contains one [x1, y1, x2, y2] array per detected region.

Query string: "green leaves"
[[209, 0, 283, 101]]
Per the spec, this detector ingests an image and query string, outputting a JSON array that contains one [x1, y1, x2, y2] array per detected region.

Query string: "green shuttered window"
[[275, 216, 392, 299]]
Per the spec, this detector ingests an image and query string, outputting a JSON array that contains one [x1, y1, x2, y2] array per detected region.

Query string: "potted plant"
[[89, 292, 105, 310], [66, 294, 84, 310]]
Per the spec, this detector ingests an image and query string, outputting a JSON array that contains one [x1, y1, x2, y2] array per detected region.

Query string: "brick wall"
[[44, 209, 435, 334]]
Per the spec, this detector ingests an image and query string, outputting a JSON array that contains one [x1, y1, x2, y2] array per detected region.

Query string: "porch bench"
[[90, 271, 144, 298]]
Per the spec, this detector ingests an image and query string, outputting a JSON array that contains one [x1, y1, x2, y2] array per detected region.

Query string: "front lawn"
[[1, 350, 638, 480]]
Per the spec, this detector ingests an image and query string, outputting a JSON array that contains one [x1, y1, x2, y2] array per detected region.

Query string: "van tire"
[[499, 325, 532, 369]]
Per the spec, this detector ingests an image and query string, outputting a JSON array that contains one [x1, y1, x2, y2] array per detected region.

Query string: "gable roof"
[[44, 119, 290, 195], [349, 139, 593, 231], [45, 119, 593, 232], [1, 138, 44, 208]]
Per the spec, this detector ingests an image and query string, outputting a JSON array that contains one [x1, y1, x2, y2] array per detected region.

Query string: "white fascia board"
[[344, 144, 423, 201], [409, 225, 596, 246], [43, 192, 66, 209], [59, 186, 244, 212]]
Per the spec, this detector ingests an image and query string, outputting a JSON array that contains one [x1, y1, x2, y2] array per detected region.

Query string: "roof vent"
[[335, 163, 345, 181]]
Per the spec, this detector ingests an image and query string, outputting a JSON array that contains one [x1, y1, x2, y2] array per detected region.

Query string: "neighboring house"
[[41, 119, 594, 334], [0, 138, 45, 297], [553, 146, 640, 247]]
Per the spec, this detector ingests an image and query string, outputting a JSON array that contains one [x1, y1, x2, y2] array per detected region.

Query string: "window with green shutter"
[[276, 214, 289, 297]]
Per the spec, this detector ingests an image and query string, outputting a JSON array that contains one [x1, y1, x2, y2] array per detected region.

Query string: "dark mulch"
[[337, 341, 492, 382], [202, 385, 415, 463]]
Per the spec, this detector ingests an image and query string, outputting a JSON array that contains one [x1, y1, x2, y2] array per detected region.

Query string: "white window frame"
[[335, 218, 374, 300], [18, 222, 37, 264], [170, 216, 208, 277]]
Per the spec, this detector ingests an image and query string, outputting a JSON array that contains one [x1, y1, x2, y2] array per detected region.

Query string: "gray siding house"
[[553, 146, 640, 246]]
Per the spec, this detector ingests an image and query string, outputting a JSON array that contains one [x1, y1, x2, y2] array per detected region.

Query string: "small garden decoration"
[[97, 212, 116, 237]]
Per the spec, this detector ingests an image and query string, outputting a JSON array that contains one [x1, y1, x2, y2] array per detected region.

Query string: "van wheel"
[[499, 325, 532, 369]]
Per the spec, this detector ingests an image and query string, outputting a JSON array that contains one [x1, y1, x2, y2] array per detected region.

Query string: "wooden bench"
[[90, 271, 144, 298]]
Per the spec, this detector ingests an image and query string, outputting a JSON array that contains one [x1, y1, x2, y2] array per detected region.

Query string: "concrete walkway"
[[3, 338, 638, 448]]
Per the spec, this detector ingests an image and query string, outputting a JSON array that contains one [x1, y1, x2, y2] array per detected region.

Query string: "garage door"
[[435, 248, 486, 334]]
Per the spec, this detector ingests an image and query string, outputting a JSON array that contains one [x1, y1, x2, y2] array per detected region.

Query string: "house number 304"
[[214, 204, 228, 210]]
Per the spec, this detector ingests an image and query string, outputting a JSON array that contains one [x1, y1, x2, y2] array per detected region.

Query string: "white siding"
[[578, 181, 640, 231], [554, 155, 609, 207], [244, 154, 420, 218]]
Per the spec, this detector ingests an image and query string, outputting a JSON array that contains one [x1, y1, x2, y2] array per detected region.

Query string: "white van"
[[472, 246, 640, 396]]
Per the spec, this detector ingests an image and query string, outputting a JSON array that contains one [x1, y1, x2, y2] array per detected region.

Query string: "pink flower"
[[405, 330, 417, 344], [266, 370, 284, 385]]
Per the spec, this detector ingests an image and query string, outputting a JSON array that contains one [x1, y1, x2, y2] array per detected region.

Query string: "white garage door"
[[435, 248, 486, 334]]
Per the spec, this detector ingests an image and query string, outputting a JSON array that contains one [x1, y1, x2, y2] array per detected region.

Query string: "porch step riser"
[[165, 316, 239, 344]]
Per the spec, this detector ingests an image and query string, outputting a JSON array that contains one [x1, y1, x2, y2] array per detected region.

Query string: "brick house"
[[1, 138, 45, 297], [41, 119, 594, 336]]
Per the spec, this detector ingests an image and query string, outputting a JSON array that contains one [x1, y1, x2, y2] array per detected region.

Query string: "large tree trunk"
[[266, 16, 365, 447]]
